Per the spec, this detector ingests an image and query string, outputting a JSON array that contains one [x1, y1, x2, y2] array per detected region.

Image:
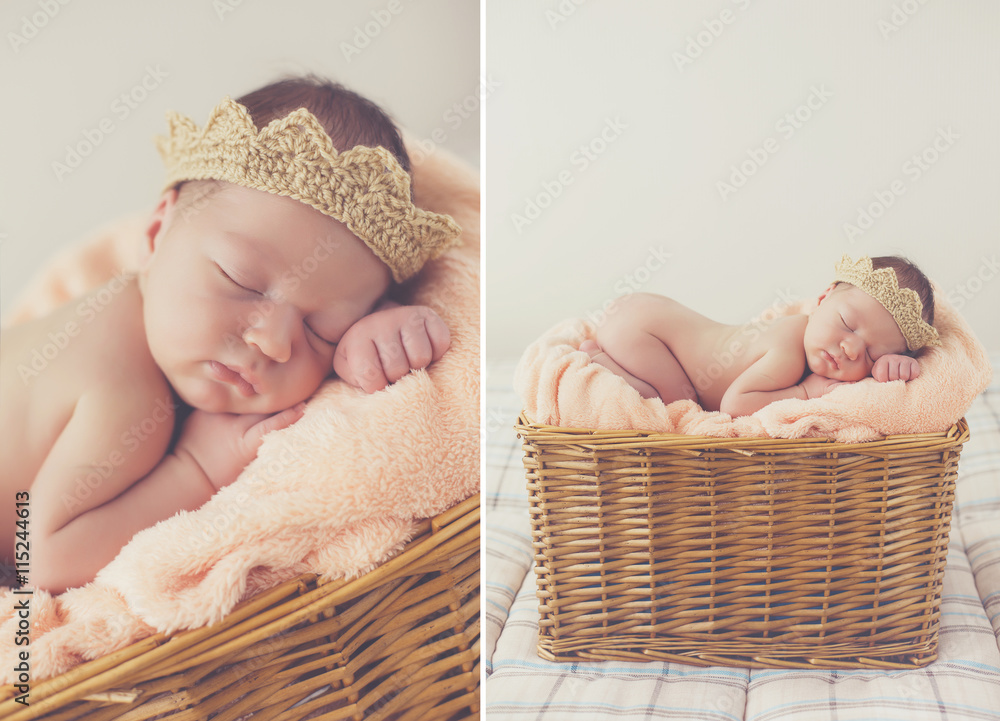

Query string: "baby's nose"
[[840, 337, 860, 361], [243, 306, 294, 363]]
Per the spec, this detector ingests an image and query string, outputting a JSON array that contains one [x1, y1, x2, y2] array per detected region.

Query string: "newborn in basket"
[[0, 76, 461, 593], [582, 255, 941, 417]]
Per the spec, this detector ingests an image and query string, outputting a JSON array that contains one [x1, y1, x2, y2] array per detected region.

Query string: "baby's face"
[[140, 182, 391, 414], [803, 283, 907, 381]]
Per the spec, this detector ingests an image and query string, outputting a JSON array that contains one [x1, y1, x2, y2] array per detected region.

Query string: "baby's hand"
[[872, 354, 920, 383], [176, 405, 304, 491], [800, 373, 852, 400], [333, 305, 450, 393]]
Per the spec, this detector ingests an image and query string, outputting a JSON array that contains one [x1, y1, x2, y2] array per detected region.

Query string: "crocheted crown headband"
[[155, 97, 462, 282], [833, 255, 941, 352]]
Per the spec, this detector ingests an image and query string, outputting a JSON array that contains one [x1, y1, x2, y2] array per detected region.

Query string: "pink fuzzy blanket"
[[0, 139, 479, 683], [515, 290, 990, 442]]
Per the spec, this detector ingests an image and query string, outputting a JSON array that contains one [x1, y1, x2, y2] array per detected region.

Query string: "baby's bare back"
[[596, 293, 808, 411], [0, 277, 173, 566]]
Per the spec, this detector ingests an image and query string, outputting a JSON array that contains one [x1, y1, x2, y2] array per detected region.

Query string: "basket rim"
[[0, 494, 480, 719], [516, 411, 969, 454]]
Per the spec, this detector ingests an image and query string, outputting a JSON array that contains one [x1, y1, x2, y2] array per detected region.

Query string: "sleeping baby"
[[0, 76, 461, 592], [581, 255, 941, 417]]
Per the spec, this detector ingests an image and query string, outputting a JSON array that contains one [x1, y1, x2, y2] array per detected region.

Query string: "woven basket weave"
[[0, 495, 479, 721], [517, 414, 968, 670]]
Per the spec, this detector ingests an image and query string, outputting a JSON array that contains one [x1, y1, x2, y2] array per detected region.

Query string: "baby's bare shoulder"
[[82, 374, 175, 459], [750, 314, 807, 379], [55, 312, 175, 484], [26, 377, 175, 538], [2, 279, 176, 506], [48, 277, 175, 456], [758, 313, 808, 347], [78, 281, 175, 436]]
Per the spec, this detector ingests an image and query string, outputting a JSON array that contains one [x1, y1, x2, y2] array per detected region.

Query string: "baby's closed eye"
[[215, 263, 263, 296]]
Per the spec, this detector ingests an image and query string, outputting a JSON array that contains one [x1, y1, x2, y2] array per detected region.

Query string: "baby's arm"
[[30, 390, 193, 591], [720, 350, 812, 417], [30, 392, 300, 593], [721, 354, 852, 417], [333, 303, 451, 393]]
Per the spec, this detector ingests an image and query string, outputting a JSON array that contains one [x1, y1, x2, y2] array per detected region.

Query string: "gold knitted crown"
[[156, 97, 462, 282], [833, 255, 941, 352]]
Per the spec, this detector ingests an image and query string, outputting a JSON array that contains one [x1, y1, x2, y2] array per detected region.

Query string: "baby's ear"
[[140, 189, 179, 266], [816, 282, 839, 304]]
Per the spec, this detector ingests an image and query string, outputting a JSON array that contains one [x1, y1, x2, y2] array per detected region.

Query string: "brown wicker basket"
[[517, 414, 969, 670], [0, 495, 479, 721]]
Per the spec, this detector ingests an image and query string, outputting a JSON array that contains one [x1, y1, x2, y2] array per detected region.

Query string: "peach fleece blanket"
[[515, 289, 991, 442], [0, 139, 479, 683]]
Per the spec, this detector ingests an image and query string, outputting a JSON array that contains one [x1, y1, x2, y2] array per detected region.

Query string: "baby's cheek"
[[303, 338, 336, 372], [842, 361, 870, 382], [297, 353, 334, 393]]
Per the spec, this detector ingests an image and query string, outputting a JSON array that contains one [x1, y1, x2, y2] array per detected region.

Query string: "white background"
[[486, 1, 999, 360], [0, 0, 479, 315], [2, 2, 998, 360]]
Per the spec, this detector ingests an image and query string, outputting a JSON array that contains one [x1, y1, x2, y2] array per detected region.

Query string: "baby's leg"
[[580, 340, 659, 398], [584, 322, 698, 404]]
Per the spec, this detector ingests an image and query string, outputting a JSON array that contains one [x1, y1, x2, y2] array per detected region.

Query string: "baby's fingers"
[[872, 358, 891, 382], [399, 312, 449, 373], [243, 403, 305, 449], [893, 362, 917, 382], [400, 323, 434, 371], [353, 342, 390, 393], [375, 334, 413, 385], [424, 312, 451, 362]]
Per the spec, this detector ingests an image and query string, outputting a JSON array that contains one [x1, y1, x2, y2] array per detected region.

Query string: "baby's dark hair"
[[174, 76, 411, 214], [832, 255, 935, 357], [236, 75, 411, 174], [869, 255, 935, 326]]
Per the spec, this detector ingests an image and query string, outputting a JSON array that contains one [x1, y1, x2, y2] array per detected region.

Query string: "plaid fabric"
[[484, 358, 1000, 720]]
